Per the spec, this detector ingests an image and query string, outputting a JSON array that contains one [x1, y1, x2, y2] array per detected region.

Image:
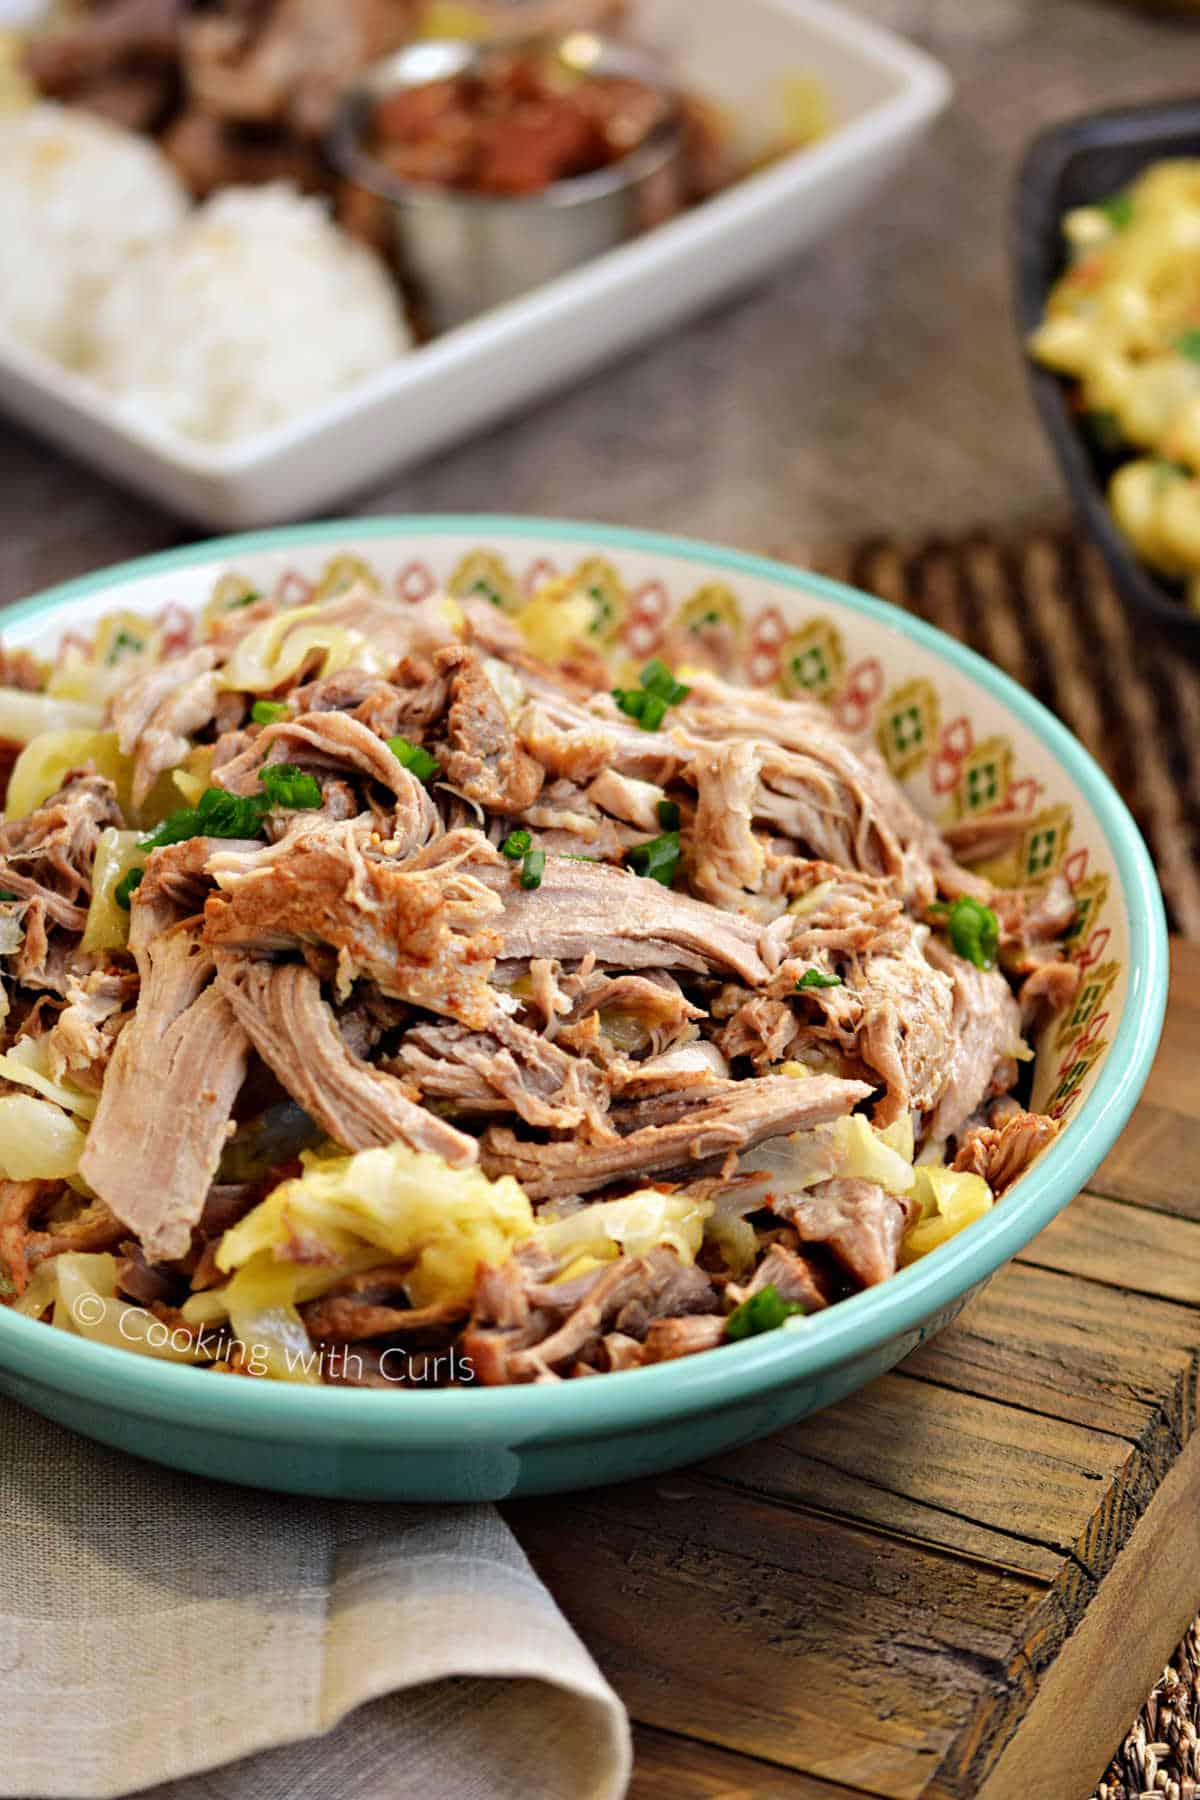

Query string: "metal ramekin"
[[327, 33, 685, 333]]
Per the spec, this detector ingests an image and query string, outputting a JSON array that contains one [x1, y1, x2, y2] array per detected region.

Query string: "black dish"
[[1014, 96, 1200, 647]]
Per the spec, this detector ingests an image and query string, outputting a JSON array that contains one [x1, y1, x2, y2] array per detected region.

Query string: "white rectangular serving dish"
[[0, 0, 950, 529]]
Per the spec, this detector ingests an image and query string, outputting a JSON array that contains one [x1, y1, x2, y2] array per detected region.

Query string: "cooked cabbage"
[[536, 1189, 711, 1268], [829, 1115, 915, 1196], [900, 1168, 993, 1265], [6, 728, 127, 819], [218, 604, 382, 694], [0, 1034, 97, 1120], [14, 1252, 209, 1362], [0, 1093, 88, 1178], [182, 1250, 386, 1383], [213, 1141, 536, 1308], [81, 826, 143, 954], [0, 689, 102, 748], [170, 745, 214, 807]]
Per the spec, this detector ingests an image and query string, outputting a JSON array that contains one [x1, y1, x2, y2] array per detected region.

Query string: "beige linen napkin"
[[0, 1401, 631, 1800]]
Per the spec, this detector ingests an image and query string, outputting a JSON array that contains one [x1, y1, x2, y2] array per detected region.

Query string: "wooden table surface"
[[507, 940, 1200, 1800]]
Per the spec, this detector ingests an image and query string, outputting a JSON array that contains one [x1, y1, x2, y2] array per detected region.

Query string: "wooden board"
[[505, 940, 1200, 1800]]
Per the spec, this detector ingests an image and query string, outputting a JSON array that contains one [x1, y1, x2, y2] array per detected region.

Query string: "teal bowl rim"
[[0, 516, 1169, 1450]]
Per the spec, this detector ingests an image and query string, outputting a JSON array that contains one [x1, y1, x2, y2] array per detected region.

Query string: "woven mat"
[[787, 525, 1200, 938], [792, 523, 1198, 1797]]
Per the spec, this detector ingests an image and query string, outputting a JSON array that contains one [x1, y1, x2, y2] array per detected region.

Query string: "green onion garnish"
[[611, 660, 690, 731], [259, 762, 322, 810], [227, 590, 261, 610], [795, 969, 843, 991], [501, 829, 532, 860], [0, 890, 16, 903], [626, 830, 681, 887], [656, 798, 680, 831], [726, 1284, 806, 1341], [640, 658, 690, 704], [520, 848, 545, 890], [1177, 328, 1200, 364], [251, 699, 289, 725], [114, 866, 144, 911], [140, 785, 273, 850], [1100, 191, 1133, 231], [936, 894, 1000, 971], [387, 735, 439, 782]]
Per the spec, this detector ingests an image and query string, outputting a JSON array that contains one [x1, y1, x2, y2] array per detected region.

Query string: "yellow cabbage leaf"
[[536, 1190, 712, 1269], [900, 1169, 994, 1265], [831, 1115, 915, 1196], [181, 1248, 387, 1383], [14, 1252, 209, 1363], [218, 604, 382, 694], [0, 1093, 88, 1179], [213, 1142, 536, 1308], [0, 1034, 98, 1120], [5, 729, 128, 819], [0, 689, 103, 749], [82, 827, 143, 954]]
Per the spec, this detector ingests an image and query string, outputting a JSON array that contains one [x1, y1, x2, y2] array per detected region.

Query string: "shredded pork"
[[0, 557, 1079, 1388]]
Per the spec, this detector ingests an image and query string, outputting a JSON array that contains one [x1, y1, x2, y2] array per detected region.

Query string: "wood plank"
[[630, 1728, 861, 1800], [973, 1427, 1200, 1800], [508, 1479, 1046, 1800], [900, 1261, 1199, 1446], [1018, 1191, 1200, 1309], [702, 1374, 1126, 1581], [1088, 939, 1200, 1219]]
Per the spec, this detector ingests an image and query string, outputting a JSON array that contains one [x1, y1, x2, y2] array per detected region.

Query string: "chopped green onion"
[[795, 969, 843, 991], [726, 1284, 806, 1341], [114, 866, 144, 911], [140, 786, 269, 850], [226, 590, 261, 610], [501, 829, 532, 859], [520, 848, 545, 890], [1177, 328, 1200, 364], [941, 894, 1000, 971], [639, 659, 691, 705], [1100, 191, 1133, 230], [0, 890, 16, 903], [626, 830, 681, 887], [613, 661, 690, 731], [259, 762, 322, 810], [656, 798, 680, 831], [387, 735, 439, 782], [251, 699, 289, 725]]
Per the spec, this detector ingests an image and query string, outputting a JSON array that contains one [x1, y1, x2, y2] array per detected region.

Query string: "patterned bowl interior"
[[1, 524, 1131, 1134]]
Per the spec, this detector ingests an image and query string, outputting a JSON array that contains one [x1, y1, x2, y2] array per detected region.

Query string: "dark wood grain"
[[508, 941, 1200, 1798]]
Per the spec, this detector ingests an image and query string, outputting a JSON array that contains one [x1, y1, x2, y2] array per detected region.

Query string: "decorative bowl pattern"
[[0, 519, 1167, 1500]]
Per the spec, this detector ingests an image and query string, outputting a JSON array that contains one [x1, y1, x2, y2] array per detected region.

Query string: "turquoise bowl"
[[0, 519, 1168, 1500]]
